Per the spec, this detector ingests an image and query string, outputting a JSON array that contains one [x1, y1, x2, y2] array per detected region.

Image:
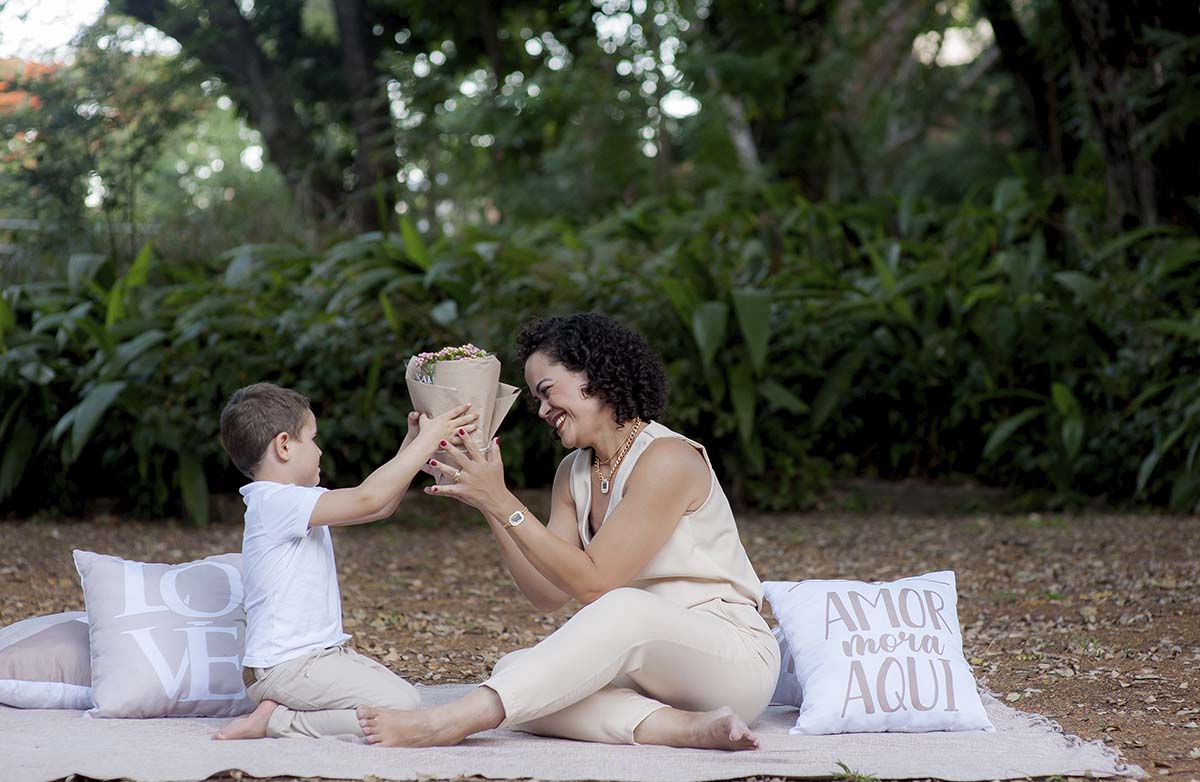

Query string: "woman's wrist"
[[486, 490, 522, 519]]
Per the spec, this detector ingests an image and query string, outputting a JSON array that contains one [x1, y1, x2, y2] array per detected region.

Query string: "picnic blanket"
[[3, 684, 1142, 782]]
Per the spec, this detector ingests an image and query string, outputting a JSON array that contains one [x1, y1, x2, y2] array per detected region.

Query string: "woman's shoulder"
[[624, 436, 710, 510], [643, 420, 705, 446], [634, 436, 708, 482]]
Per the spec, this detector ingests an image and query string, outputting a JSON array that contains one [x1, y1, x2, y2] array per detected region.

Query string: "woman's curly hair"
[[516, 313, 668, 424]]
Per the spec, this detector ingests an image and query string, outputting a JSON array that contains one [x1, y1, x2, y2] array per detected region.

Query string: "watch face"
[[508, 510, 525, 526]]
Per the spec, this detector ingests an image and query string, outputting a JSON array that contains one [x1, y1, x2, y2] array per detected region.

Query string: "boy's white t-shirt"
[[239, 481, 351, 668]]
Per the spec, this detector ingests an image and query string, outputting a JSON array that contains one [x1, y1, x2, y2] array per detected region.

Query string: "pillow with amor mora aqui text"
[[763, 571, 993, 735], [73, 550, 255, 718]]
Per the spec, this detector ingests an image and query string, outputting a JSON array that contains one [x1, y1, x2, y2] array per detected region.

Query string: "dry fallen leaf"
[[2, 497, 1197, 780]]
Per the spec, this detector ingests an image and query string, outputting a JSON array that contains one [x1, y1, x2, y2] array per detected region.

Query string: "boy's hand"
[[401, 411, 434, 473], [401, 411, 422, 448], [414, 404, 478, 455]]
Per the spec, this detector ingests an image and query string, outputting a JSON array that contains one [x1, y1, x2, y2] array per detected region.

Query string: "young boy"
[[213, 381, 476, 741]]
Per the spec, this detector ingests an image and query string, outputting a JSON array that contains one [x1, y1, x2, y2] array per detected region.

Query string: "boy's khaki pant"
[[247, 645, 419, 739], [483, 587, 780, 745]]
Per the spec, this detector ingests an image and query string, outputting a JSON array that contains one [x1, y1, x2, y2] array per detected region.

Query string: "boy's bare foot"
[[635, 705, 760, 750], [214, 699, 278, 740]]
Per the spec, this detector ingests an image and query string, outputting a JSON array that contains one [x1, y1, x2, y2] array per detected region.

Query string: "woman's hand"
[[425, 433, 511, 513]]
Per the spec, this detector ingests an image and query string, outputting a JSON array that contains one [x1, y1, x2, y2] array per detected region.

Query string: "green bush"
[[3, 182, 1200, 522]]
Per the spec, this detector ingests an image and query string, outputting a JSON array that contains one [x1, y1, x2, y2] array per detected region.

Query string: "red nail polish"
[[440, 440, 447, 447], [458, 429, 465, 435], [431, 487, 439, 493], [430, 459, 438, 466], [494, 437, 500, 444]]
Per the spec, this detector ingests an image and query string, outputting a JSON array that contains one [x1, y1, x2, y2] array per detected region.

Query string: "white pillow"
[[0, 611, 93, 709], [73, 550, 255, 718], [763, 570, 993, 735]]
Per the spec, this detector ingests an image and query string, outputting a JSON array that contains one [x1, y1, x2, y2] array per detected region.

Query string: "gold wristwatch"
[[503, 506, 528, 529]]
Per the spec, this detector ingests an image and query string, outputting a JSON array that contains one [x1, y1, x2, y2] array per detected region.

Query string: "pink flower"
[[412, 344, 491, 382]]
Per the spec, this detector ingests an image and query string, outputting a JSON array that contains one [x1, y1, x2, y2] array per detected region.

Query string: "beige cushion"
[[770, 625, 803, 707], [73, 550, 254, 718], [0, 611, 93, 709]]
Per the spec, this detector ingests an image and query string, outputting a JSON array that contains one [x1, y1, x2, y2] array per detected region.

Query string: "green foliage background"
[[2, 0, 1199, 521], [4, 182, 1200, 521]]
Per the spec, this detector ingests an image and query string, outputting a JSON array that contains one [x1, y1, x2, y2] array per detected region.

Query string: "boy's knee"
[[376, 680, 420, 710], [394, 689, 421, 710]]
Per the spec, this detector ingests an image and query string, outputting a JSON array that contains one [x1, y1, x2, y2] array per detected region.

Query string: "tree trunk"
[[707, 69, 762, 175], [1060, 1, 1156, 229], [112, 0, 344, 226], [700, 0, 834, 195], [477, 0, 510, 170], [334, 0, 396, 232], [478, 0, 507, 90], [980, 0, 1074, 177], [642, 9, 672, 192], [978, 0, 1076, 254], [1060, 0, 1200, 230]]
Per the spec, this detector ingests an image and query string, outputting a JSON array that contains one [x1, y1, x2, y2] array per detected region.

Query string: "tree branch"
[[881, 47, 1001, 158]]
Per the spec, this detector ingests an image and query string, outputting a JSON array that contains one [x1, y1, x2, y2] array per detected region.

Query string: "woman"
[[358, 313, 780, 749]]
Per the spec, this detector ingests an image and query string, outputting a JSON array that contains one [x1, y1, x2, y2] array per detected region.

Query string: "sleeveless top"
[[567, 421, 765, 612]]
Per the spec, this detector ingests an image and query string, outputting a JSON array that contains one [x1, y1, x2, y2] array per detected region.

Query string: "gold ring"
[[453, 469, 462, 483]]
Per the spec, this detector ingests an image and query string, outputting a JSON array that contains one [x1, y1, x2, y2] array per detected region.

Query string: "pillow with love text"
[[763, 571, 993, 734], [73, 550, 255, 718]]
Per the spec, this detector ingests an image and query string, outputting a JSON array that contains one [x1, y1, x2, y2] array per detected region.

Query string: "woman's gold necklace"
[[594, 418, 644, 495]]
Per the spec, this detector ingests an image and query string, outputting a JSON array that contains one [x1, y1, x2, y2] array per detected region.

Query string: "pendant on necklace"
[[600, 478, 610, 495]]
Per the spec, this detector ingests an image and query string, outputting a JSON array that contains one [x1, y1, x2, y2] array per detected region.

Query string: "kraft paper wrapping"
[[405, 354, 520, 483]]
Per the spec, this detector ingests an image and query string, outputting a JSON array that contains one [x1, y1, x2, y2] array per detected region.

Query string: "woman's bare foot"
[[689, 707, 760, 750], [358, 686, 505, 747], [635, 705, 760, 750], [214, 699, 278, 740], [357, 705, 465, 747]]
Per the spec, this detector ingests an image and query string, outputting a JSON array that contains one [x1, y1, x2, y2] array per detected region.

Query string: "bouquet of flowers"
[[405, 344, 520, 481]]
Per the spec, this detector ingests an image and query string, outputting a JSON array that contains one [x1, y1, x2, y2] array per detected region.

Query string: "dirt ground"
[[2, 488, 1197, 781]]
